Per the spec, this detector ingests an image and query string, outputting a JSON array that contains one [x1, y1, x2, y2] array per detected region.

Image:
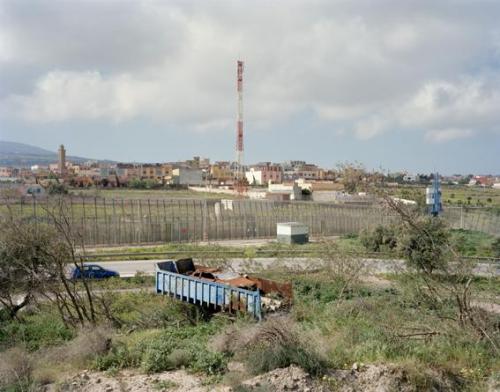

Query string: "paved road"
[[97, 257, 499, 278]]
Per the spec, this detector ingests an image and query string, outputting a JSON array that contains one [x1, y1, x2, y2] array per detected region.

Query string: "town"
[[1, 143, 499, 205]]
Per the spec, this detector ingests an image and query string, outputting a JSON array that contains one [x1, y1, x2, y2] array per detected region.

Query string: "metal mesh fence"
[[3, 196, 499, 246]]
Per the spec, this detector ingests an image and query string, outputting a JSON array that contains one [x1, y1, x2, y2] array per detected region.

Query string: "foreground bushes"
[[213, 316, 328, 376], [94, 321, 230, 376], [360, 225, 398, 252]]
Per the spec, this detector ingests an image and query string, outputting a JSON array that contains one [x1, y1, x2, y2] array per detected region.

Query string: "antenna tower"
[[236, 60, 244, 178]]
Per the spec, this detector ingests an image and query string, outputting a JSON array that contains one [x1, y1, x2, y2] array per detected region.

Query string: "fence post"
[[202, 199, 208, 242]]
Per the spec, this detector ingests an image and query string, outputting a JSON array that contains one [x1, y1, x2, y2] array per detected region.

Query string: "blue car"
[[71, 264, 120, 280]]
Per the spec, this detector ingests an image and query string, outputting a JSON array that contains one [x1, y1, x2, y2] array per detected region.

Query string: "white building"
[[172, 168, 203, 186], [268, 182, 302, 200]]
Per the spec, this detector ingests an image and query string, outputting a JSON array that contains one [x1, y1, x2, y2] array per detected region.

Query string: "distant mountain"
[[0, 141, 112, 167], [0, 141, 56, 156]]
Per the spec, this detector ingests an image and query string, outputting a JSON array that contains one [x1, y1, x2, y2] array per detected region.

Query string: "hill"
[[0, 141, 110, 167]]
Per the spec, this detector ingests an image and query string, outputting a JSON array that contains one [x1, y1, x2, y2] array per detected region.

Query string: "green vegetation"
[[0, 305, 74, 351], [127, 178, 159, 190], [94, 318, 230, 376], [383, 184, 500, 208], [359, 225, 398, 252], [1, 270, 498, 391], [1, 201, 498, 391], [46, 182, 68, 195], [451, 229, 498, 257], [87, 237, 365, 259], [358, 224, 499, 258]]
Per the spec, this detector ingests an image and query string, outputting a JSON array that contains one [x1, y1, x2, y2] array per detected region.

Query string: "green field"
[[384, 184, 500, 208], [70, 188, 238, 200], [84, 229, 498, 259]]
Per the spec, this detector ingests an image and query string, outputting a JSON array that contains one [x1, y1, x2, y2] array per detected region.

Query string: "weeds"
[[0, 347, 34, 392], [213, 316, 327, 376], [93, 317, 231, 376]]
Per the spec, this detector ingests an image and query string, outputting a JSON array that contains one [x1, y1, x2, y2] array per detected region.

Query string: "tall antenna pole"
[[236, 60, 244, 179]]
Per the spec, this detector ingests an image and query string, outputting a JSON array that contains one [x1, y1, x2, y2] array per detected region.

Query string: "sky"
[[1, 0, 500, 175]]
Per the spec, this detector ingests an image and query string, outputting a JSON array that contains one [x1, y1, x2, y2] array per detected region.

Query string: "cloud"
[[424, 128, 474, 143], [1, 0, 500, 144]]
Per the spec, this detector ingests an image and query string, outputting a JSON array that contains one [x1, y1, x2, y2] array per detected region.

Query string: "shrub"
[[93, 341, 139, 371], [341, 232, 358, 239], [128, 179, 158, 189], [94, 322, 230, 376], [140, 329, 229, 375], [46, 182, 68, 195], [61, 326, 112, 366], [246, 342, 325, 376], [398, 217, 451, 273], [0, 347, 34, 391], [492, 237, 500, 258], [360, 225, 398, 252], [0, 309, 74, 351], [141, 339, 177, 373], [165, 348, 192, 369], [214, 316, 327, 376], [190, 349, 228, 375]]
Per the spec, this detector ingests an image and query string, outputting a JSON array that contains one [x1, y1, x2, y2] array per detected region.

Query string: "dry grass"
[[30, 325, 113, 385], [212, 315, 328, 376], [0, 347, 33, 389]]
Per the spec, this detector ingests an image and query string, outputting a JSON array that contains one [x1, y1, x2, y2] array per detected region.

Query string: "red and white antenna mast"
[[236, 60, 244, 180]]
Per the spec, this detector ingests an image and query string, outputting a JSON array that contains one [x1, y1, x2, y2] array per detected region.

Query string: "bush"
[[0, 347, 34, 391], [398, 217, 451, 273], [492, 237, 500, 258], [61, 326, 111, 366], [360, 225, 398, 252], [46, 182, 68, 195], [94, 322, 230, 376], [0, 309, 74, 351], [190, 349, 228, 375], [214, 316, 327, 376], [93, 341, 140, 371], [246, 342, 325, 376], [128, 179, 158, 189], [141, 339, 177, 373]]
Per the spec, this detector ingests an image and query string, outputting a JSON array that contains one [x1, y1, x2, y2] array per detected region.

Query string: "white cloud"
[[399, 77, 500, 136], [1, 0, 500, 143], [424, 128, 474, 143]]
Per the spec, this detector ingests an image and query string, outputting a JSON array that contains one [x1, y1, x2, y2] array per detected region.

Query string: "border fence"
[[3, 196, 499, 246]]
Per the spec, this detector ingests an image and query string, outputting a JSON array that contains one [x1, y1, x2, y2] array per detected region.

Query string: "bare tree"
[[318, 241, 366, 299], [0, 194, 116, 328], [337, 161, 384, 193], [383, 196, 499, 354]]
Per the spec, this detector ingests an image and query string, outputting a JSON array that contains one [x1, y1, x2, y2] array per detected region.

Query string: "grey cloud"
[[0, 1, 185, 75], [1, 0, 500, 143]]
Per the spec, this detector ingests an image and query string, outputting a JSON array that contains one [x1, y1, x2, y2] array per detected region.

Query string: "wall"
[[173, 168, 203, 185]]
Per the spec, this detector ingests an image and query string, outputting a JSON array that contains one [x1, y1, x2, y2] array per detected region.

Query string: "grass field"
[[84, 229, 499, 259], [385, 184, 500, 208], [1, 268, 498, 391], [69, 187, 239, 200], [441, 186, 500, 208]]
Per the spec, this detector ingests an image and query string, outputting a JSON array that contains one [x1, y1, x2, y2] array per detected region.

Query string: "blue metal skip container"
[[155, 261, 262, 320]]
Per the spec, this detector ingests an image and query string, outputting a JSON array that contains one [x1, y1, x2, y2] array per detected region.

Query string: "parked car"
[[71, 264, 120, 280]]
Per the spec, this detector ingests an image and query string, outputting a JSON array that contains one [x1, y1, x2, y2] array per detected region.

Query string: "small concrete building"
[[172, 168, 203, 186], [277, 222, 309, 244], [268, 182, 302, 200]]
